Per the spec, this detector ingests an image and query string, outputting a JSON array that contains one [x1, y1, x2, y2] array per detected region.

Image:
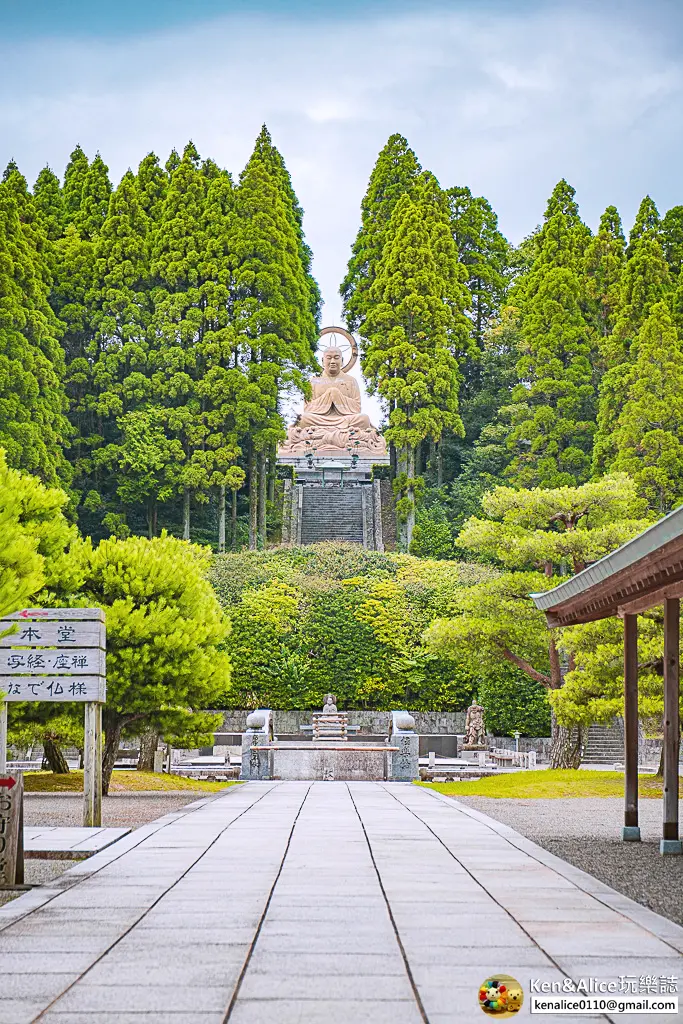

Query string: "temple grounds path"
[[0, 782, 681, 1024]]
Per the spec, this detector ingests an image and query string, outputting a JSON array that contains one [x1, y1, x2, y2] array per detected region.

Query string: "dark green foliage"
[[583, 205, 625, 342], [75, 154, 112, 240], [626, 195, 660, 257], [0, 174, 71, 486], [341, 133, 422, 333], [33, 167, 66, 241], [62, 144, 89, 223], [446, 185, 511, 347], [250, 125, 321, 324], [478, 667, 551, 737], [209, 544, 496, 711], [135, 152, 168, 221]]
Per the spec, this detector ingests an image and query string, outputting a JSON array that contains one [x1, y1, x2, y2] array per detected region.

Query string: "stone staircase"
[[582, 722, 625, 764], [300, 486, 365, 544]]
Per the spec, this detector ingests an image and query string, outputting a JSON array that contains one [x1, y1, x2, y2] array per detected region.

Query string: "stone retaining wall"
[[216, 710, 468, 735]]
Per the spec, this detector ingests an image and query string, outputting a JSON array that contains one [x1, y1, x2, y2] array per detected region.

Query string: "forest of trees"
[[4, 127, 682, 553], [341, 134, 683, 551], [1, 127, 320, 551], [4, 126, 683, 765]]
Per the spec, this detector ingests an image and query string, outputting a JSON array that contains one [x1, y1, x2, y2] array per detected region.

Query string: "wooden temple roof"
[[531, 505, 683, 626]]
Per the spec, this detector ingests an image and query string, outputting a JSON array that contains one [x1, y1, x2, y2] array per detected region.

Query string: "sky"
[[2, 0, 683, 420]]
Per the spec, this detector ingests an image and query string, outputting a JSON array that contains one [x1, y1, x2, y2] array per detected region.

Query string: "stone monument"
[[278, 328, 387, 463], [312, 694, 348, 742], [462, 701, 487, 750]]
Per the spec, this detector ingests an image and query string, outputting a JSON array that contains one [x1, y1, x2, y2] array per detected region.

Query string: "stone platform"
[[2, 783, 681, 1023], [252, 743, 398, 781]]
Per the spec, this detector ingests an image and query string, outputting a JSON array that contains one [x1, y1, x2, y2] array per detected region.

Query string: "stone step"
[[300, 486, 365, 545]]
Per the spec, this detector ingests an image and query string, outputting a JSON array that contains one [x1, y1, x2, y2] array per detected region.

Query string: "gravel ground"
[[0, 793, 204, 909], [456, 795, 683, 925], [23, 792, 202, 828]]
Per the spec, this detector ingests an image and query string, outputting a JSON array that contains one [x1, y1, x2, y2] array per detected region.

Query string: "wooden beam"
[[623, 615, 640, 839], [662, 598, 681, 853], [618, 579, 683, 617]]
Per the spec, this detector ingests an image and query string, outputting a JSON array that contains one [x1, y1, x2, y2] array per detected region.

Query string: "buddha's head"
[[322, 348, 343, 378]]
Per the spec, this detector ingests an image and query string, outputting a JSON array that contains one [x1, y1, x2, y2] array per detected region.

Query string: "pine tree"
[[250, 125, 321, 327], [611, 302, 683, 511], [592, 232, 672, 475], [136, 152, 168, 222], [231, 136, 318, 547], [62, 144, 89, 224], [583, 205, 625, 342], [363, 183, 470, 548], [506, 268, 597, 487], [503, 181, 595, 487], [0, 180, 71, 485], [341, 134, 422, 332], [149, 142, 211, 540], [626, 195, 660, 257], [33, 167, 66, 241], [446, 186, 510, 348], [76, 153, 112, 240], [661, 205, 683, 279]]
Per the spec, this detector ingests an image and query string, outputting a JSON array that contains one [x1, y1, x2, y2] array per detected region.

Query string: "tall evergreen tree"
[[136, 152, 168, 222], [231, 136, 318, 547], [446, 186, 510, 348], [341, 134, 422, 332], [149, 142, 213, 540], [661, 205, 683, 279], [583, 205, 625, 343], [0, 179, 71, 485], [251, 124, 321, 326], [363, 183, 470, 548], [626, 195, 660, 257], [76, 153, 112, 240], [503, 181, 595, 487], [611, 302, 683, 511], [33, 167, 66, 241], [62, 144, 89, 224], [592, 233, 672, 474]]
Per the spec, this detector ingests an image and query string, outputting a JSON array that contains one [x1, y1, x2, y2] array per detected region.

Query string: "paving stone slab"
[[3, 780, 682, 1022]]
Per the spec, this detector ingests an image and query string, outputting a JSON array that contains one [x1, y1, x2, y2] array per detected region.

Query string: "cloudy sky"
[[2, 0, 682, 417]]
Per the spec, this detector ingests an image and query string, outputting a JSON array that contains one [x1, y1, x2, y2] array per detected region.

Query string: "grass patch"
[[24, 770, 239, 794], [418, 769, 663, 799]]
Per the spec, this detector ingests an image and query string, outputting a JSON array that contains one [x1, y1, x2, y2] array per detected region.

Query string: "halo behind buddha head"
[[318, 326, 358, 373]]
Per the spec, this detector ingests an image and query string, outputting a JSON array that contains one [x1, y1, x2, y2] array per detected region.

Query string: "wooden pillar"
[[623, 614, 640, 840], [83, 702, 102, 828], [662, 597, 682, 854]]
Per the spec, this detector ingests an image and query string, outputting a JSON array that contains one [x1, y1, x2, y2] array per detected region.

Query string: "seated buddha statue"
[[279, 347, 387, 456]]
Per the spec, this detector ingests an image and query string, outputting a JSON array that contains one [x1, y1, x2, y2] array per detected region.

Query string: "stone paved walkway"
[[0, 782, 681, 1024]]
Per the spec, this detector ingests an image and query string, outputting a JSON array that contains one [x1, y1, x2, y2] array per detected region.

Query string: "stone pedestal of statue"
[[312, 695, 348, 742]]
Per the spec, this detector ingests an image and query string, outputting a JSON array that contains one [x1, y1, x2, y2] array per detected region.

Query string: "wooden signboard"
[[1, 677, 107, 702], [0, 609, 105, 828], [0, 620, 105, 648], [0, 773, 24, 887]]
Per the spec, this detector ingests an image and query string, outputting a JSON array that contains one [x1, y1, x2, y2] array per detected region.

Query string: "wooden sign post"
[[0, 609, 106, 828], [0, 773, 24, 886]]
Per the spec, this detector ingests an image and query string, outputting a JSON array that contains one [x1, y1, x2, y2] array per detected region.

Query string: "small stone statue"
[[463, 701, 487, 749], [322, 694, 338, 714]]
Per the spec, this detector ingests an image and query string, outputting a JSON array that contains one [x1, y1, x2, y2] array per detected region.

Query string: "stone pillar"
[[389, 710, 419, 781], [295, 485, 303, 546], [240, 709, 273, 781], [282, 480, 292, 545], [372, 479, 384, 553], [361, 487, 373, 549]]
